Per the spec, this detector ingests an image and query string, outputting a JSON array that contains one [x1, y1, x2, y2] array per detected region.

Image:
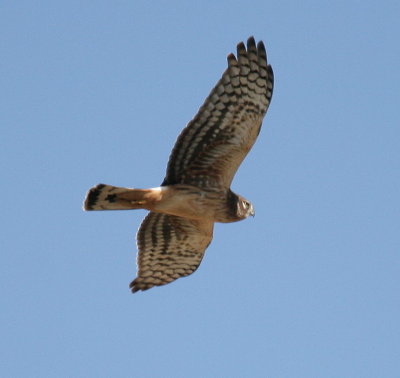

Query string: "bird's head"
[[236, 197, 255, 219]]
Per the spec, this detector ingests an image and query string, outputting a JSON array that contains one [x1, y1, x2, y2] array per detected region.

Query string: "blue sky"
[[1, 1, 399, 377]]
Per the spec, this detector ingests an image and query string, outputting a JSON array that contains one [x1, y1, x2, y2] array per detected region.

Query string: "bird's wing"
[[130, 212, 213, 292], [162, 36, 273, 190]]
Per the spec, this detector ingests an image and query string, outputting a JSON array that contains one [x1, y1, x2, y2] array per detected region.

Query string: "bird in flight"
[[83, 37, 274, 293]]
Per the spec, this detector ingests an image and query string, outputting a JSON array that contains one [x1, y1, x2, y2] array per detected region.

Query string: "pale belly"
[[151, 184, 228, 222]]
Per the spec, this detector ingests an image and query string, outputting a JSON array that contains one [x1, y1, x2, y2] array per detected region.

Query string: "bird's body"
[[83, 37, 274, 292], [85, 183, 250, 223]]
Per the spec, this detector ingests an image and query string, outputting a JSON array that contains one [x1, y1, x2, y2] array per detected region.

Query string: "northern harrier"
[[83, 37, 274, 292]]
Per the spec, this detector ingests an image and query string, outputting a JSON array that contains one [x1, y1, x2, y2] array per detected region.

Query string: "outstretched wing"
[[162, 36, 274, 189], [130, 212, 213, 293]]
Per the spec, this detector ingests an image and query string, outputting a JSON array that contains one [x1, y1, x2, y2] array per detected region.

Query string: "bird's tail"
[[83, 184, 158, 211]]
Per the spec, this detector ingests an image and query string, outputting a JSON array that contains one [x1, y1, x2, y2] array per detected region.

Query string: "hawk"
[[83, 37, 274, 293]]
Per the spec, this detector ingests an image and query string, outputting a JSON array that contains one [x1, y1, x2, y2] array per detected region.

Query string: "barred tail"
[[83, 184, 156, 211]]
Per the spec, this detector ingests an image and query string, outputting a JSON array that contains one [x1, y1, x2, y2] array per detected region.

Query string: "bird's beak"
[[250, 206, 255, 217]]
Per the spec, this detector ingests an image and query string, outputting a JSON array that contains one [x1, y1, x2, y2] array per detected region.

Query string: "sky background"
[[1, 1, 399, 377]]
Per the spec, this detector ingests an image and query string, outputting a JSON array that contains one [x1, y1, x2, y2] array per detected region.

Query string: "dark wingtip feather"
[[247, 36, 256, 49], [257, 40, 266, 56], [236, 41, 246, 56], [129, 278, 152, 293], [227, 52, 237, 62]]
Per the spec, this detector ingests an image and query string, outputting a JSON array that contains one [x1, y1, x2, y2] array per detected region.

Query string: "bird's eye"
[[242, 201, 249, 209]]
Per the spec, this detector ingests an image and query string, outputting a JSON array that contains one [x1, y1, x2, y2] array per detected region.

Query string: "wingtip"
[[129, 278, 151, 293], [247, 36, 256, 48], [227, 52, 236, 61], [236, 41, 246, 56], [227, 52, 238, 67], [257, 40, 266, 56], [129, 280, 140, 293]]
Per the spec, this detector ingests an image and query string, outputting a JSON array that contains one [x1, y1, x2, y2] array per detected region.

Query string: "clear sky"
[[1, 1, 399, 377]]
